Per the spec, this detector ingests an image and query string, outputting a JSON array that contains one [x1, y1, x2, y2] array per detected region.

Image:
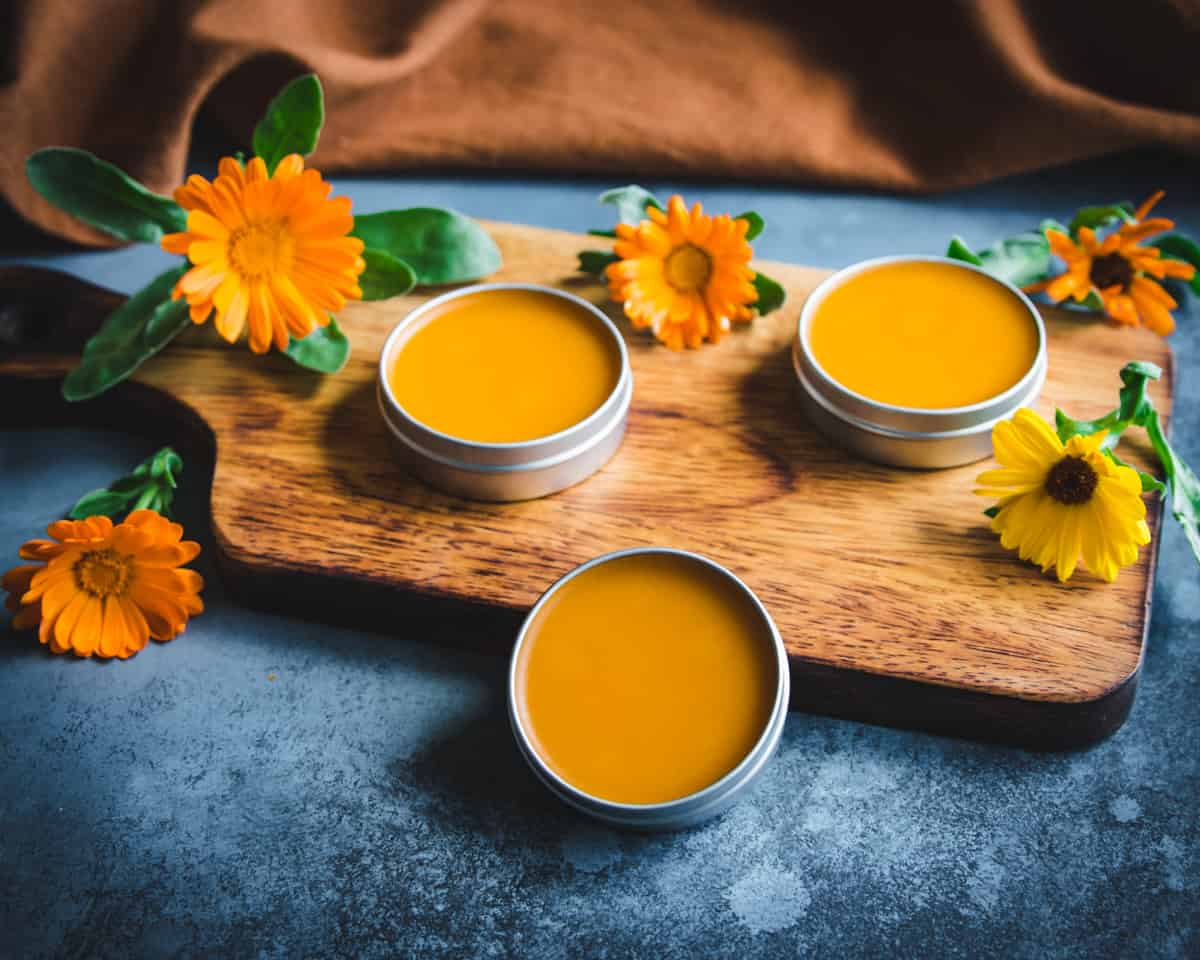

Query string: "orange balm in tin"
[[794, 256, 1047, 468], [389, 287, 623, 443], [377, 284, 632, 500], [509, 549, 789, 830]]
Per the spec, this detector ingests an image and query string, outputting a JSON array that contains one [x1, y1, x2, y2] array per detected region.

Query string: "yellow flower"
[[1027, 191, 1195, 336], [2, 511, 204, 659], [975, 409, 1151, 583], [605, 195, 758, 350], [161, 155, 365, 353]]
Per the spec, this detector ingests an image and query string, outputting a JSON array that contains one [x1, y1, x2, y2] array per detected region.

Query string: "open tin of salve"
[[793, 255, 1047, 468], [378, 283, 632, 500], [509, 548, 789, 830]]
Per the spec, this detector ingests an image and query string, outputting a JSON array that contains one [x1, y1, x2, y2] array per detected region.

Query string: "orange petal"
[[1119, 218, 1174, 244], [37, 571, 79, 621], [18, 539, 63, 562], [218, 156, 246, 185], [3, 563, 41, 595], [273, 154, 305, 180], [117, 598, 151, 656], [50, 592, 89, 655], [1133, 190, 1165, 222], [1129, 284, 1176, 336], [1103, 292, 1138, 326], [187, 209, 230, 241], [161, 232, 193, 255], [245, 156, 268, 183], [1046, 230, 1080, 259], [97, 595, 127, 658], [12, 604, 40, 631], [1130, 275, 1177, 308], [1044, 272, 1080, 303], [215, 285, 249, 344]]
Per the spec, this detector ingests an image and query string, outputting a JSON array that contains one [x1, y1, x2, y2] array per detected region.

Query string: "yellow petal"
[[1054, 508, 1082, 582]]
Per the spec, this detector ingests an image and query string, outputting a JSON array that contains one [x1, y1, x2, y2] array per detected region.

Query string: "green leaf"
[[974, 232, 1051, 288], [143, 293, 193, 345], [946, 236, 984, 267], [1117, 361, 1162, 425], [1053, 361, 1160, 447], [68, 446, 184, 521], [62, 267, 189, 402], [578, 250, 619, 276], [736, 211, 765, 241], [1155, 233, 1200, 295], [1138, 471, 1168, 495], [1131, 464, 1167, 495], [1055, 407, 1118, 443], [752, 271, 786, 314], [351, 209, 501, 285], [588, 228, 617, 238], [599, 185, 663, 225], [983, 506, 1000, 519], [1039, 218, 1070, 237], [1068, 202, 1135, 236], [149, 448, 183, 487], [69, 489, 137, 520], [252, 73, 324, 175], [1145, 413, 1200, 566], [359, 249, 417, 301], [109, 474, 150, 494], [26, 148, 187, 243], [1080, 290, 1105, 311], [285, 318, 350, 373]]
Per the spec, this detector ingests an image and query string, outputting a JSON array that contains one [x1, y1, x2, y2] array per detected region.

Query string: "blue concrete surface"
[[1, 153, 1198, 958]]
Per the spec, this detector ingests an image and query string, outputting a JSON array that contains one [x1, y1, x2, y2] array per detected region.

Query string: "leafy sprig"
[[70, 447, 184, 520], [577, 184, 786, 315], [26, 73, 501, 399]]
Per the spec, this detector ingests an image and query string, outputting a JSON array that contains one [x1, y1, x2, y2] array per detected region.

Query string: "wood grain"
[[0, 221, 1173, 748]]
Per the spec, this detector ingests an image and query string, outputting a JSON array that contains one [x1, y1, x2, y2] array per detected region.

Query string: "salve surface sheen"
[[809, 261, 1039, 409], [390, 289, 622, 443], [515, 553, 777, 805]]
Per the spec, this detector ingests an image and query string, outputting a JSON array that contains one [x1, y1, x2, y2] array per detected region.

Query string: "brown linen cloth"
[[4, 0, 1200, 246]]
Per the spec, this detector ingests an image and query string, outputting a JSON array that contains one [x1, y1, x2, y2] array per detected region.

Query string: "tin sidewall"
[[793, 339, 1047, 468]]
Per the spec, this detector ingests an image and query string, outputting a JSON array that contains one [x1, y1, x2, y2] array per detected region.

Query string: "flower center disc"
[[664, 244, 713, 293], [74, 549, 132, 598], [1045, 455, 1099, 505], [1090, 252, 1133, 291], [228, 219, 292, 279]]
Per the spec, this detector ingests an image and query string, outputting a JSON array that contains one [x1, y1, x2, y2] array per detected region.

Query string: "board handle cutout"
[[0, 265, 120, 355]]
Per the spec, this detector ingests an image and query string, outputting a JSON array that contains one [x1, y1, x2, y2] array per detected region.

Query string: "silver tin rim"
[[796, 255, 1047, 436], [377, 283, 632, 498], [508, 547, 790, 831]]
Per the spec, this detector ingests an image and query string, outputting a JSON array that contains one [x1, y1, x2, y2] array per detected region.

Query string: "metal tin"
[[377, 283, 632, 501], [793, 255, 1047, 469], [508, 548, 790, 831]]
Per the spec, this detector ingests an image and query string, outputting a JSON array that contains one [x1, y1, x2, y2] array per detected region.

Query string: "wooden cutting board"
[[0, 221, 1173, 749]]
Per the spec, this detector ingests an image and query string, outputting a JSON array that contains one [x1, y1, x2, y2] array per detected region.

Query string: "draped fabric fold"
[[4, 0, 1199, 245]]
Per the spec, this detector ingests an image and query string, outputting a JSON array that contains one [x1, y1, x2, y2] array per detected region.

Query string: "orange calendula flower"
[[1028, 191, 1196, 336], [161, 154, 365, 353], [2, 511, 204, 660], [605, 195, 758, 350]]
